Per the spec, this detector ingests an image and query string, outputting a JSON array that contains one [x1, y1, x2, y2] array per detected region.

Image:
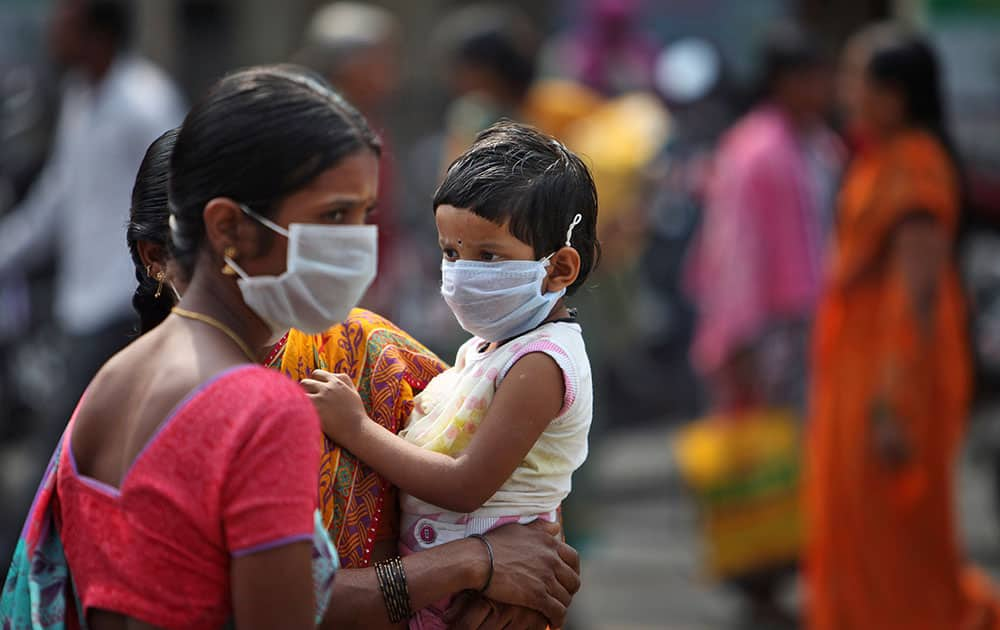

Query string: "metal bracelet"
[[375, 557, 412, 623], [468, 533, 495, 594]]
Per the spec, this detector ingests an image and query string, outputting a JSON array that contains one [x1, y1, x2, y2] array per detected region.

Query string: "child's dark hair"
[[127, 127, 178, 335], [433, 121, 600, 295], [169, 64, 380, 279]]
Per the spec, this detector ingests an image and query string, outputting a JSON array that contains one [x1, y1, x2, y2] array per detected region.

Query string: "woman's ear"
[[202, 197, 266, 264], [544, 246, 581, 294], [137, 240, 169, 279]]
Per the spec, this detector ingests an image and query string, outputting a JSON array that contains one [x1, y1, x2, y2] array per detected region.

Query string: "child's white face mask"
[[439, 214, 582, 342]]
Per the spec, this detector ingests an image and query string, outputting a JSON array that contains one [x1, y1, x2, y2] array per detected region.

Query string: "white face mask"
[[226, 205, 378, 337], [440, 213, 583, 343]]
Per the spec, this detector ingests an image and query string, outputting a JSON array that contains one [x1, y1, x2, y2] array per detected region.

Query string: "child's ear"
[[544, 246, 581, 294]]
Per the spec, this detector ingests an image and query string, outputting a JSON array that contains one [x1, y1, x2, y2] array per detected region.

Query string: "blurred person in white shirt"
[[0, 0, 184, 447]]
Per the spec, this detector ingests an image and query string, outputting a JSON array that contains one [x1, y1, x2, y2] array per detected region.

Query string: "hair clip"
[[565, 214, 583, 247]]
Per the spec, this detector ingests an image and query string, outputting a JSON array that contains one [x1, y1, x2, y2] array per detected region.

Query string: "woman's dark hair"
[[433, 120, 600, 296], [866, 34, 948, 146], [866, 33, 969, 238], [127, 127, 178, 335], [168, 64, 380, 278]]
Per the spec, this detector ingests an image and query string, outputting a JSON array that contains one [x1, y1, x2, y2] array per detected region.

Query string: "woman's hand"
[[300, 369, 368, 447], [443, 594, 549, 630], [871, 397, 912, 469], [474, 520, 581, 628]]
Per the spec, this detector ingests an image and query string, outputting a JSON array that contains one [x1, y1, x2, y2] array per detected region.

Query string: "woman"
[[805, 31, 998, 630], [128, 76, 571, 629], [129, 123, 563, 630], [2, 66, 579, 629]]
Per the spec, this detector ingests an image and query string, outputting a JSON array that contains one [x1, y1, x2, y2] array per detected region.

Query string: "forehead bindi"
[[436, 205, 511, 243]]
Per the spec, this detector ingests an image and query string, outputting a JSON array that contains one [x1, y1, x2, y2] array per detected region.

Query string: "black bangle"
[[374, 556, 412, 623], [468, 533, 494, 594]]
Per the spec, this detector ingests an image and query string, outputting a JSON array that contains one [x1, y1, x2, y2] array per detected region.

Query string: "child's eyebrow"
[[438, 236, 506, 250]]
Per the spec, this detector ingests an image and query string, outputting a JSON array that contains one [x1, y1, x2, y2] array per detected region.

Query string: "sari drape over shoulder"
[[269, 308, 448, 569], [805, 130, 999, 629]]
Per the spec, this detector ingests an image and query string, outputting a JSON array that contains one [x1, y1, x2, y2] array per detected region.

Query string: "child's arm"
[[302, 354, 564, 514]]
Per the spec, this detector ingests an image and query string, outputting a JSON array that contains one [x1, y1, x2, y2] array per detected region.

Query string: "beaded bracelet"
[[375, 556, 412, 623], [468, 534, 495, 594]]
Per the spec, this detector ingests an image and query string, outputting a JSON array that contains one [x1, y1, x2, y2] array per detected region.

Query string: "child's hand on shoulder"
[[300, 369, 368, 447]]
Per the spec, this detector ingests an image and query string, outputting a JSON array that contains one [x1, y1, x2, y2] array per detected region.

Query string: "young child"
[[305, 121, 598, 627]]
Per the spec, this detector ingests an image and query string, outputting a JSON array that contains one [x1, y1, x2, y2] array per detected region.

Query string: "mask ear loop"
[[239, 204, 290, 238], [542, 214, 586, 267], [223, 204, 292, 280]]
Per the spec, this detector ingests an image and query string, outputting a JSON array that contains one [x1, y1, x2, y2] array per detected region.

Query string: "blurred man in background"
[[687, 22, 842, 415], [0, 0, 184, 451], [435, 3, 540, 166], [681, 22, 842, 626], [296, 2, 403, 318]]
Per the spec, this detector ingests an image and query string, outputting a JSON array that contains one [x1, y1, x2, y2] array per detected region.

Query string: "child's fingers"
[[332, 373, 357, 389], [300, 378, 324, 394], [310, 369, 335, 382]]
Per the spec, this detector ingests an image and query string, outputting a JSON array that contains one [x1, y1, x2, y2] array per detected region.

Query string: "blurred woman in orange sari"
[[805, 29, 999, 630]]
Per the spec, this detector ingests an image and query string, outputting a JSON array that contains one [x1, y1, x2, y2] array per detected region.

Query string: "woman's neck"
[[176, 261, 274, 354], [871, 120, 911, 145]]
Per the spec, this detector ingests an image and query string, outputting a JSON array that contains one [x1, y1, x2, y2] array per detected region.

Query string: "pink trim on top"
[[67, 364, 262, 496], [500, 340, 577, 413]]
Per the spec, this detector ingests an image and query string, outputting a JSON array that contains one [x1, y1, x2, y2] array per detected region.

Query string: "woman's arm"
[[893, 213, 948, 337], [225, 389, 329, 629], [303, 353, 564, 514], [873, 212, 950, 467], [231, 543, 316, 630], [320, 521, 580, 630]]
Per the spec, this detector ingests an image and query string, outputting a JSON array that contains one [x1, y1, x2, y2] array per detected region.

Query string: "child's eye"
[[442, 249, 458, 261], [479, 252, 501, 262]]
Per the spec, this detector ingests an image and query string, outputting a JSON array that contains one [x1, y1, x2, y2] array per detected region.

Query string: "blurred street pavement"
[[570, 405, 1000, 630]]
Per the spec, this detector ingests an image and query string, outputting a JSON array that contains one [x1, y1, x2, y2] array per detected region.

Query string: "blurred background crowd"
[[1, 0, 1000, 628]]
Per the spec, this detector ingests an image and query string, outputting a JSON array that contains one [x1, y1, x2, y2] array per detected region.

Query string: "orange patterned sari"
[[805, 130, 998, 629], [268, 309, 447, 569]]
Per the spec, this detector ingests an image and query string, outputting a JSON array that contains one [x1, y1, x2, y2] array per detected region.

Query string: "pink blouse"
[[56, 365, 322, 629]]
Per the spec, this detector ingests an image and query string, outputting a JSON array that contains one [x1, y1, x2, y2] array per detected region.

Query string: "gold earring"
[[221, 246, 238, 276], [154, 271, 167, 299]]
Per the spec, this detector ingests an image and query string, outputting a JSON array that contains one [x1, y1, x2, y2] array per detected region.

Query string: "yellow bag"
[[673, 409, 802, 580]]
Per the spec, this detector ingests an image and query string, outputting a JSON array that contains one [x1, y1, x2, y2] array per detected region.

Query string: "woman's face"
[[231, 149, 380, 279], [857, 74, 905, 138]]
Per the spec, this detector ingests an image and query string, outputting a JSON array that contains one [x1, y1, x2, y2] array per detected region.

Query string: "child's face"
[[435, 205, 537, 263]]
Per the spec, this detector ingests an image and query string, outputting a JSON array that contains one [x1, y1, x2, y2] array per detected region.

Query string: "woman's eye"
[[326, 209, 346, 223]]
